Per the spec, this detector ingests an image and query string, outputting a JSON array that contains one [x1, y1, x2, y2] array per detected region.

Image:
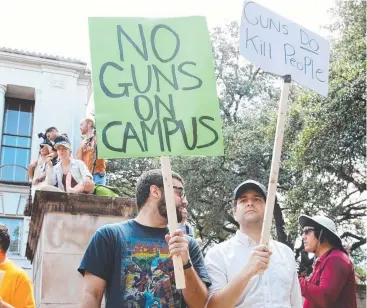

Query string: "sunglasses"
[[173, 185, 186, 200], [302, 227, 315, 235]]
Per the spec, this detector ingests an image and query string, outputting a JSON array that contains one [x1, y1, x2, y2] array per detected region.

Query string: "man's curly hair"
[[135, 169, 184, 211]]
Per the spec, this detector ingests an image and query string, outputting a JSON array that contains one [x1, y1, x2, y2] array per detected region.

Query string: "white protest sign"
[[240, 1, 330, 97]]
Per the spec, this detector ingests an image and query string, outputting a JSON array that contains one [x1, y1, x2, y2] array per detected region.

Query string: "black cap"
[[233, 180, 267, 200]]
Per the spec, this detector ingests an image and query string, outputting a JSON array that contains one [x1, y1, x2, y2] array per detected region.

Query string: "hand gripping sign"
[[89, 16, 224, 288], [239, 1, 330, 250]]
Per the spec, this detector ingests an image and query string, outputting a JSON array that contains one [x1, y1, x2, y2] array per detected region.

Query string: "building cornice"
[[0, 47, 86, 65], [0, 47, 91, 76]]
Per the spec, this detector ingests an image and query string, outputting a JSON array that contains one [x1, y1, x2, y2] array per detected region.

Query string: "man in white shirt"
[[205, 180, 302, 308]]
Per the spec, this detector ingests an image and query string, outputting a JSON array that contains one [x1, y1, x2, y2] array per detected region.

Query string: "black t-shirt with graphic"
[[78, 219, 210, 308]]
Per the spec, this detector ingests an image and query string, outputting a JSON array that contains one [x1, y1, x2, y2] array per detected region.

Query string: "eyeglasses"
[[173, 185, 186, 200], [302, 227, 315, 235]]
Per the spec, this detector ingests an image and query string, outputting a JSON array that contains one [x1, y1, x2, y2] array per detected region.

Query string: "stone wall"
[[26, 191, 135, 308]]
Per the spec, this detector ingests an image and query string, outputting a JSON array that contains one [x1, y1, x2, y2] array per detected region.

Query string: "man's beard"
[[158, 196, 183, 223]]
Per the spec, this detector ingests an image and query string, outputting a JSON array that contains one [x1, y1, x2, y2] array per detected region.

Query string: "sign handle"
[[260, 75, 291, 247], [161, 156, 186, 289]]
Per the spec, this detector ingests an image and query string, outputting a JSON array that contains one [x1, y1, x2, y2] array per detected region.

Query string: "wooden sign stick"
[[161, 156, 186, 289], [260, 75, 291, 246]]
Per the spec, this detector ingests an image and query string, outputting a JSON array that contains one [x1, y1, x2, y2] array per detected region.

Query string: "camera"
[[37, 132, 54, 148], [37, 132, 47, 140]]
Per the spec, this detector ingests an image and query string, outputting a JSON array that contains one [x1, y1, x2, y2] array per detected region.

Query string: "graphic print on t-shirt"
[[121, 237, 180, 308]]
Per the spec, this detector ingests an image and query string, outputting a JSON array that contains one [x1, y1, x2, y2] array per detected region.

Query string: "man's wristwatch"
[[183, 259, 192, 270]]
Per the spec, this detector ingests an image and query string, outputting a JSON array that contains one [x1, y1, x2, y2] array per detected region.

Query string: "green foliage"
[[284, 0, 366, 240], [107, 1, 366, 265]]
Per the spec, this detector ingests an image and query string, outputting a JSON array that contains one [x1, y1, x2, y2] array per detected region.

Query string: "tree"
[[107, 157, 160, 198], [211, 22, 279, 123], [107, 1, 366, 267], [284, 0, 366, 252]]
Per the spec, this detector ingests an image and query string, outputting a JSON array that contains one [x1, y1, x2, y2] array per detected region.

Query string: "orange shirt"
[[0, 260, 35, 308], [76, 136, 106, 174]]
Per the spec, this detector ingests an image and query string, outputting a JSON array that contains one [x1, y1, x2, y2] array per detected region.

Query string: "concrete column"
[[26, 191, 135, 307], [0, 85, 7, 156]]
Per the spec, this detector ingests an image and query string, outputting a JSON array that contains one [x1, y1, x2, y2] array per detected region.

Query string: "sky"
[[0, 0, 336, 65]]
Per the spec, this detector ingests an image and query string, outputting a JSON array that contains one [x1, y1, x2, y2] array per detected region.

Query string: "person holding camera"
[[37, 127, 59, 163], [44, 136, 95, 194], [77, 117, 106, 185]]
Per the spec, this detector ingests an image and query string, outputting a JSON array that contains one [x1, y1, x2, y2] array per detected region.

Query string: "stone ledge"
[[26, 191, 135, 262]]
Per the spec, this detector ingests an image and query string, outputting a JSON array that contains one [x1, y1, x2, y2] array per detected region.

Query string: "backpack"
[[93, 184, 121, 197]]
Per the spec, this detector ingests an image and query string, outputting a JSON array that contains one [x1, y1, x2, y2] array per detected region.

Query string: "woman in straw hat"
[[298, 215, 357, 308]]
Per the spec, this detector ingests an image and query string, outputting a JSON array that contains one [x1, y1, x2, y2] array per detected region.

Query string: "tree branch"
[[225, 212, 239, 228], [274, 201, 289, 246], [341, 232, 365, 241], [222, 226, 237, 234], [233, 67, 260, 120], [336, 189, 360, 207], [344, 199, 366, 209], [325, 164, 366, 192], [351, 238, 367, 251]]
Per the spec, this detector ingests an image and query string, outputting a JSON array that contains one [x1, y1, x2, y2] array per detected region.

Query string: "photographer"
[[44, 126, 59, 143], [39, 127, 70, 162]]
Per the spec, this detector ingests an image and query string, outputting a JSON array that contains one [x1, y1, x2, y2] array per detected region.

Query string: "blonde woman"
[[45, 136, 94, 194]]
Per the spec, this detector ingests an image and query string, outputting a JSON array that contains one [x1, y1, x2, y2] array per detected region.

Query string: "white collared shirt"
[[205, 231, 303, 308]]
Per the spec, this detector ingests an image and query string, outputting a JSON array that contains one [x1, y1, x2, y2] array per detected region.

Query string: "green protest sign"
[[88, 16, 224, 158]]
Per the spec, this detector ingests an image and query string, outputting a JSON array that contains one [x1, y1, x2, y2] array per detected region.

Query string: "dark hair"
[[233, 187, 266, 208], [45, 127, 58, 134], [135, 169, 184, 211], [0, 224, 10, 253], [314, 227, 342, 248], [54, 134, 71, 144]]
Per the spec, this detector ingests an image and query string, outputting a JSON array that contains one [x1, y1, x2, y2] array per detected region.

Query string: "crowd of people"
[[76, 172, 357, 308], [0, 121, 358, 307], [28, 117, 107, 198]]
